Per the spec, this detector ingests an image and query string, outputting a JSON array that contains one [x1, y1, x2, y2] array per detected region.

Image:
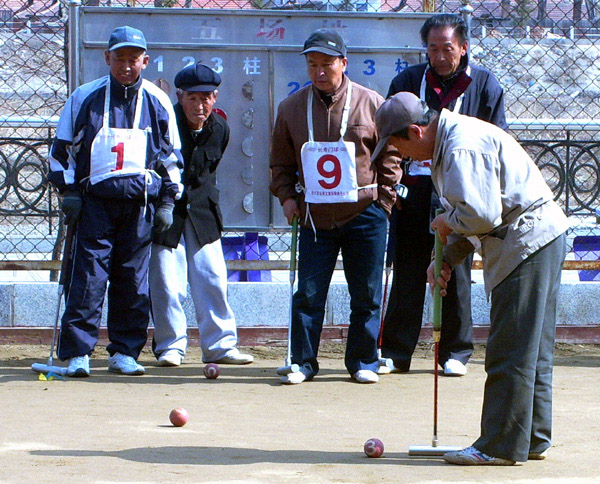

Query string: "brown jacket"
[[270, 75, 402, 230]]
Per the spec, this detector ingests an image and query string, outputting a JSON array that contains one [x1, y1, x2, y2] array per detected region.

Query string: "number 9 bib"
[[301, 139, 357, 203], [300, 81, 358, 204]]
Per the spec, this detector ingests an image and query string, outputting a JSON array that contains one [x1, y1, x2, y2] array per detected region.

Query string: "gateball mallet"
[[408, 209, 461, 456], [377, 262, 394, 373], [31, 222, 76, 377], [276, 215, 300, 376]]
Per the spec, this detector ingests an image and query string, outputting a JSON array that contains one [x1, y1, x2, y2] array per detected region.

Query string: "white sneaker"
[[67, 355, 90, 378], [377, 357, 394, 374], [213, 352, 254, 365], [443, 359, 467, 376], [158, 352, 182, 367], [108, 353, 145, 375], [280, 371, 306, 385], [443, 446, 516, 466], [377, 365, 392, 374], [352, 370, 379, 384]]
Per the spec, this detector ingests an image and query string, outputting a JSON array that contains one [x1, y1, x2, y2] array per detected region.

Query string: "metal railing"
[[1, 116, 600, 274]]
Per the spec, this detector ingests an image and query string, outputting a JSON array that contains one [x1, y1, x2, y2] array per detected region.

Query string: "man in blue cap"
[[149, 62, 253, 367], [48, 26, 182, 377]]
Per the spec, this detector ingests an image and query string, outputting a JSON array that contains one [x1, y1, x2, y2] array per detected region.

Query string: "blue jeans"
[[291, 203, 388, 378]]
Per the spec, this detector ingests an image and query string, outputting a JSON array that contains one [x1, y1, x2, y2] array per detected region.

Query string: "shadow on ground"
[[31, 445, 447, 467]]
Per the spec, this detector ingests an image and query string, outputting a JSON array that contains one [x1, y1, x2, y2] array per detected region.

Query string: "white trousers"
[[149, 218, 239, 362]]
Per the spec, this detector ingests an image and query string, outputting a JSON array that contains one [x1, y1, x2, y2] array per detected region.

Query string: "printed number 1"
[[111, 142, 124, 171]]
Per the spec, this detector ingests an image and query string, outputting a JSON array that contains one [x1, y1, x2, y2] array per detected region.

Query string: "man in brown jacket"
[[270, 29, 402, 385]]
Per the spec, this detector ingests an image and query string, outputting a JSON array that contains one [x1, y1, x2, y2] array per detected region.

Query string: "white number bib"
[[89, 82, 148, 185], [301, 82, 358, 204]]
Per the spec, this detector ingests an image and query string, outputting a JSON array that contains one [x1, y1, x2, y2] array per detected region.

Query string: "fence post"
[[68, 0, 81, 96], [460, 0, 474, 43], [423, 1, 435, 13]]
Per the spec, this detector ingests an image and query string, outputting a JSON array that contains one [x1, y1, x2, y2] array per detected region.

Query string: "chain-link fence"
[[1, 0, 600, 278]]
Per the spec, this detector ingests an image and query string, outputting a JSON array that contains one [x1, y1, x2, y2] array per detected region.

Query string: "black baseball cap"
[[174, 63, 221, 92], [108, 26, 147, 51], [301, 29, 347, 57]]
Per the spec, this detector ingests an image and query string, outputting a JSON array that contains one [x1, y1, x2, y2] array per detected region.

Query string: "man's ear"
[[408, 124, 424, 140]]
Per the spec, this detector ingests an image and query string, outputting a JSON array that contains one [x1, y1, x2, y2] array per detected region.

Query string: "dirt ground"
[[1, 342, 599, 484]]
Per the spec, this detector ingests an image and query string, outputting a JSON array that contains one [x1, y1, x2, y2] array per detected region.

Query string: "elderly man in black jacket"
[[380, 14, 506, 377], [149, 62, 253, 367]]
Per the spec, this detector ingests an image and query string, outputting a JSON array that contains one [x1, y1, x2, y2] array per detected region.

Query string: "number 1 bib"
[[301, 82, 358, 204], [89, 82, 148, 185]]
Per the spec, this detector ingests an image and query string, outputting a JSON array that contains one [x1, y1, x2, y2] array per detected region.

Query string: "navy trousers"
[[58, 195, 153, 360], [381, 175, 473, 370], [291, 203, 388, 378]]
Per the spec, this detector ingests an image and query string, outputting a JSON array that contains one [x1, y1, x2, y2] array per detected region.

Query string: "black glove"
[[61, 190, 82, 225], [154, 203, 174, 233]]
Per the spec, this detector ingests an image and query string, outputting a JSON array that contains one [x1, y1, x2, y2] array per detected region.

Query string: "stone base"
[[0, 281, 598, 344]]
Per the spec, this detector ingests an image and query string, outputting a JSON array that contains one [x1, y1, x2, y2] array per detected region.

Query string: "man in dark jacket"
[[48, 26, 182, 377], [380, 14, 506, 376], [149, 62, 253, 367]]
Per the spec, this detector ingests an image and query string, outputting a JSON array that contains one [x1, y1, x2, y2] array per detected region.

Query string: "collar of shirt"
[[311, 74, 348, 107], [426, 59, 472, 110], [109, 74, 142, 101]]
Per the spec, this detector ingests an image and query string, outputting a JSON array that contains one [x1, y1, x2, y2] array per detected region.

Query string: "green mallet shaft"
[[432, 208, 444, 342]]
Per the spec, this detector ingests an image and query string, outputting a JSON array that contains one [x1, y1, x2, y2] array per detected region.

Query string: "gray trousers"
[[149, 219, 239, 362], [474, 233, 566, 462]]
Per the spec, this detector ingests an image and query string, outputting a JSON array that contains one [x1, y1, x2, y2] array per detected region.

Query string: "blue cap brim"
[[109, 42, 147, 52]]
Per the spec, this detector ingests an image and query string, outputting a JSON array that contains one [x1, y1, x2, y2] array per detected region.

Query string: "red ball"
[[169, 407, 189, 427], [204, 363, 220, 379], [364, 438, 384, 458]]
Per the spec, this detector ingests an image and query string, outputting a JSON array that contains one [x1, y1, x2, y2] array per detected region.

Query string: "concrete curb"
[[0, 281, 598, 343]]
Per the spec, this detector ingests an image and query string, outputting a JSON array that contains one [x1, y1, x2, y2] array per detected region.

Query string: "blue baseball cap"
[[174, 63, 221, 92], [108, 26, 147, 51]]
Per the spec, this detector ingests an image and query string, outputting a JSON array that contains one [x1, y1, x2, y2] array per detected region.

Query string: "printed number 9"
[[317, 155, 342, 189]]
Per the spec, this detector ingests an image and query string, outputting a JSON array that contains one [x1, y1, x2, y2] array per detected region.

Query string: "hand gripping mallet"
[[31, 222, 76, 377], [276, 215, 300, 376], [408, 209, 461, 456]]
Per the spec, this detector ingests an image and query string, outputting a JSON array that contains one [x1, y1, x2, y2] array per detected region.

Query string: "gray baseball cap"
[[371, 92, 430, 161]]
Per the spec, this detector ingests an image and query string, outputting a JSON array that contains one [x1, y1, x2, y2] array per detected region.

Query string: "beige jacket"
[[270, 75, 402, 229], [432, 109, 570, 294]]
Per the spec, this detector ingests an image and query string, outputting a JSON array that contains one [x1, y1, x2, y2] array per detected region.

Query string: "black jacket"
[[387, 60, 507, 130], [153, 103, 230, 249]]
